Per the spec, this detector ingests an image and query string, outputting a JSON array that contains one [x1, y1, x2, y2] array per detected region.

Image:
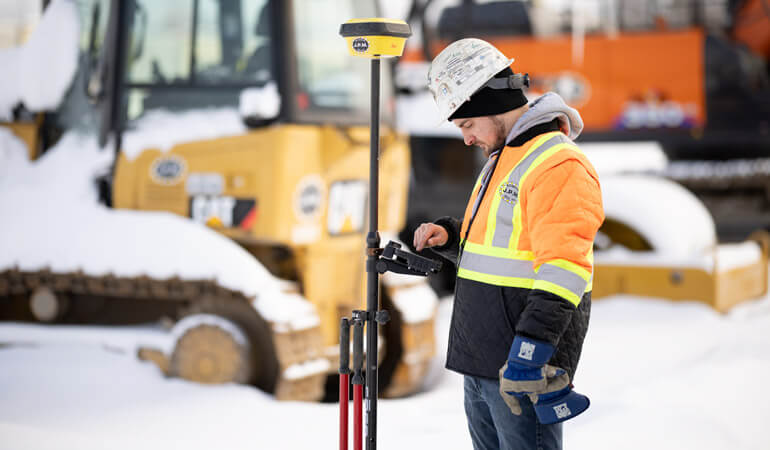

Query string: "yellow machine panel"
[[1, 117, 42, 161], [114, 123, 412, 349]]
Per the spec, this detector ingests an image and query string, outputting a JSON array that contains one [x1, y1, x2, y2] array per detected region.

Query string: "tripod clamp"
[[369, 240, 443, 277]]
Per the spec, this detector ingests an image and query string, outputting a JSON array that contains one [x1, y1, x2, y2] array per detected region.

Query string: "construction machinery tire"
[[176, 295, 279, 393], [170, 315, 252, 384]]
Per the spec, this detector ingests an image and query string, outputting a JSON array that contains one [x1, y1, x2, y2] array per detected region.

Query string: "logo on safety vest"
[[498, 181, 519, 205]]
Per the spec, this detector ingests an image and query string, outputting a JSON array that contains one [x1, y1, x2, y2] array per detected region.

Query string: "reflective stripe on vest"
[[457, 131, 592, 307]]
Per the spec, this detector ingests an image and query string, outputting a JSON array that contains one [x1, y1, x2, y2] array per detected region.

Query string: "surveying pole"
[[339, 19, 411, 450]]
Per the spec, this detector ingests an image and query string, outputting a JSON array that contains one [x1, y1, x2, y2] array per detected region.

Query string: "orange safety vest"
[[457, 131, 601, 307]]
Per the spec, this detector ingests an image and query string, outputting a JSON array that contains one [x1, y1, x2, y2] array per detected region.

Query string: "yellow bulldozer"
[[0, 0, 437, 401]]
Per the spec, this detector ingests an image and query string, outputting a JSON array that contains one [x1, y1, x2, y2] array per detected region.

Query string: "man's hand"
[[529, 373, 590, 424], [499, 364, 564, 415], [498, 336, 558, 415], [499, 336, 590, 423], [413, 223, 448, 251]]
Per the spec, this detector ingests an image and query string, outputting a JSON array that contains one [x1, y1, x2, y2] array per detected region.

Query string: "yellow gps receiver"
[[339, 18, 411, 58]]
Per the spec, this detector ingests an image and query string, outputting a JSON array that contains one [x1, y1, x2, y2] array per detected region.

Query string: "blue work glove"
[[498, 335, 560, 415], [499, 336, 590, 423], [531, 379, 591, 424]]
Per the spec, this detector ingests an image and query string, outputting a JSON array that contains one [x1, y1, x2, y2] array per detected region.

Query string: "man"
[[413, 38, 604, 450]]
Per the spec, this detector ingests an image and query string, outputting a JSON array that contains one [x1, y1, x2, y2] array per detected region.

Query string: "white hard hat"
[[427, 38, 515, 122]]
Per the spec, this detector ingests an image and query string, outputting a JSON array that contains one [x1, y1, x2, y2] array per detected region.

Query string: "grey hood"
[[505, 92, 584, 144]]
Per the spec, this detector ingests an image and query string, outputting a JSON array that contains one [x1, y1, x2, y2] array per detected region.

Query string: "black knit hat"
[[448, 67, 528, 121]]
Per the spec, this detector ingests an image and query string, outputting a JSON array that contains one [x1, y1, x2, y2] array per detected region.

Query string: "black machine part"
[[375, 241, 443, 276], [484, 73, 530, 91]]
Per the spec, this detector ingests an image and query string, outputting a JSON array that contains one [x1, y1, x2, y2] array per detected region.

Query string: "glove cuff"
[[534, 389, 590, 424], [507, 335, 554, 367]]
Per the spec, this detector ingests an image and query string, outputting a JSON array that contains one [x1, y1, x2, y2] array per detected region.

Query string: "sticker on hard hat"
[[498, 182, 519, 205], [352, 38, 370, 53]]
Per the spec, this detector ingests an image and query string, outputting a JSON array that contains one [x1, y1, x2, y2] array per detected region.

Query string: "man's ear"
[[557, 117, 570, 135]]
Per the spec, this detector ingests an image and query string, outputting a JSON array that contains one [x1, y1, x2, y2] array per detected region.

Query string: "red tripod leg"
[[339, 318, 351, 450], [354, 383, 363, 450], [340, 373, 349, 450], [351, 314, 365, 450]]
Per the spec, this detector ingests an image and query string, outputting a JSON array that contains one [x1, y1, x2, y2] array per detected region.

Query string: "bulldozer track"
[[0, 267, 326, 401], [0, 267, 241, 301]]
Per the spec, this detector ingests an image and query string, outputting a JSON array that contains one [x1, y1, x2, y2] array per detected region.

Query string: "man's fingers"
[[414, 223, 442, 251], [413, 224, 426, 250], [543, 365, 565, 378], [499, 386, 522, 416]]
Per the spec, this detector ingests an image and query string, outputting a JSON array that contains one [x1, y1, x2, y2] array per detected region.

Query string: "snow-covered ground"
[[1, 289, 768, 450]]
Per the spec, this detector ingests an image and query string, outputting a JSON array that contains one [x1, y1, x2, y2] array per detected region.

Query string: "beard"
[[491, 115, 507, 149]]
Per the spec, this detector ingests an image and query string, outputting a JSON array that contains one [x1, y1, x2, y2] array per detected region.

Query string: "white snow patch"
[[595, 241, 763, 274], [257, 292, 320, 332], [0, 127, 30, 175], [388, 283, 439, 324], [594, 246, 712, 270], [0, 322, 170, 355], [0, 46, 22, 120], [171, 314, 249, 352], [20, 0, 79, 111], [121, 108, 247, 161], [600, 174, 717, 257], [581, 141, 668, 175], [0, 0, 79, 119], [239, 82, 280, 120], [715, 241, 763, 272], [282, 358, 331, 381]]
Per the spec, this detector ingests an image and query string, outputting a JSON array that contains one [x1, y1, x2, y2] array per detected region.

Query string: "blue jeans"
[[464, 375, 562, 450]]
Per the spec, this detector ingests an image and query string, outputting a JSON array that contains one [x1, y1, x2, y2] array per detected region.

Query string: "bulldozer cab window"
[[291, 0, 394, 124], [127, 2, 193, 85], [195, 0, 273, 84], [124, 0, 273, 121]]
